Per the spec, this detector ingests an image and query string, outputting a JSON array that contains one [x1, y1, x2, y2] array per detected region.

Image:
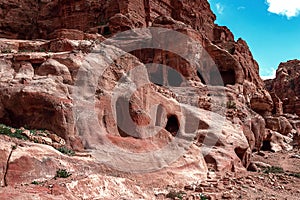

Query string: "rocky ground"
[[0, 133, 299, 200], [178, 149, 300, 200]]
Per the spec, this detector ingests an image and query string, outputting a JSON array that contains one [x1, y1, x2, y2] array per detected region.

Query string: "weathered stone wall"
[[0, 0, 216, 40]]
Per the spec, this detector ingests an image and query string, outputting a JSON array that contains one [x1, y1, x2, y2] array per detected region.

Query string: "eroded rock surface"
[[0, 0, 299, 199]]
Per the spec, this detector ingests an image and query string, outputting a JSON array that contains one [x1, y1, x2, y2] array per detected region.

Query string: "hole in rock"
[[220, 69, 235, 85], [234, 147, 247, 163], [204, 154, 217, 171], [165, 115, 179, 136], [103, 26, 111, 36], [261, 140, 272, 151]]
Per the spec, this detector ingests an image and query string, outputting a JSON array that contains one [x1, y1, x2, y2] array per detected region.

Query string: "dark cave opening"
[[165, 115, 179, 136], [209, 69, 236, 86], [261, 140, 272, 151], [220, 69, 236, 85], [234, 147, 246, 163]]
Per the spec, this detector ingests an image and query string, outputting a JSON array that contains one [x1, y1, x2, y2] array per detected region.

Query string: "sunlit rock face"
[[1, 0, 298, 198]]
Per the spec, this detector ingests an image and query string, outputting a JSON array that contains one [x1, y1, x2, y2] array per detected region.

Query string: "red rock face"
[[265, 60, 300, 116], [0, 0, 272, 158], [3, 1, 298, 198], [0, 0, 215, 39]]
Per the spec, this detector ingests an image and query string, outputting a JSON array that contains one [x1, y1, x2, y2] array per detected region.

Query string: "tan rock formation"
[[0, 0, 297, 198]]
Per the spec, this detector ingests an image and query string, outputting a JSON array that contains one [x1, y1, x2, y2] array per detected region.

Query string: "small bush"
[[56, 146, 75, 156], [226, 101, 236, 109], [263, 166, 284, 174], [55, 169, 72, 178], [289, 173, 300, 178], [199, 193, 208, 200], [0, 124, 28, 140], [31, 181, 41, 185]]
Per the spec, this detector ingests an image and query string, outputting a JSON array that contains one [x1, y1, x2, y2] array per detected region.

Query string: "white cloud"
[[266, 0, 300, 18], [216, 3, 224, 14], [261, 68, 276, 80]]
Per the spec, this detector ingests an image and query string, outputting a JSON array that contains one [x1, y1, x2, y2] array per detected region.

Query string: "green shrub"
[[56, 146, 75, 156], [55, 169, 72, 178], [263, 166, 284, 174], [31, 181, 41, 185], [289, 173, 300, 178], [0, 124, 28, 140], [199, 193, 208, 200]]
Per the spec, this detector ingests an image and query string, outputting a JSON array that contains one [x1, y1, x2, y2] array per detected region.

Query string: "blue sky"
[[208, 0, 300, 79]]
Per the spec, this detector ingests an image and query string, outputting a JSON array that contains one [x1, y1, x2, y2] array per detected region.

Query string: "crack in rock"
[[3, 145, 16, 187]]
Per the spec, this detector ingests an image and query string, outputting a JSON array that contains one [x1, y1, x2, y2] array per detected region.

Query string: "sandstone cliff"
[[0, 0, 298, 199]]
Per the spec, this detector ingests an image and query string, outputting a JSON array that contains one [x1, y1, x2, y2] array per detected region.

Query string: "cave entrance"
[[261, 140, 272, 151], [234, 147, 246, 163], [165, 115, 179, 136], [220, 69, 236, 85]]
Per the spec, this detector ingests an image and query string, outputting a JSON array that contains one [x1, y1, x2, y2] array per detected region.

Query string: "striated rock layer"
[[0, 0, 298, 199]]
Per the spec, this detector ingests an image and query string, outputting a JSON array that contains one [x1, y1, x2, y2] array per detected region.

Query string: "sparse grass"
[[55, 169, 72, 178], [30, 129, 37, 135], [56, 146, 75, 156], [31, 181, 42, 185], [0, 124, 28, 140], [199, 193, 208, 200], [263, 166, 284, 174], [226, 100, 237, 109], [288, 172, 300, 178]]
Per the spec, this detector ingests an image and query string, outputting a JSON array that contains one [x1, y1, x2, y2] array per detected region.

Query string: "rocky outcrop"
[[0, 0, 215, 40], [265, 60, 300, 116], [0, 0, 298, 198], [264, 60, 300, 150]]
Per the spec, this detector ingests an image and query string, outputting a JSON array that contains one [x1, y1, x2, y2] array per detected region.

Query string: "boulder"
[[265, 116, 293, 136], [265, 130, 293, 152]]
